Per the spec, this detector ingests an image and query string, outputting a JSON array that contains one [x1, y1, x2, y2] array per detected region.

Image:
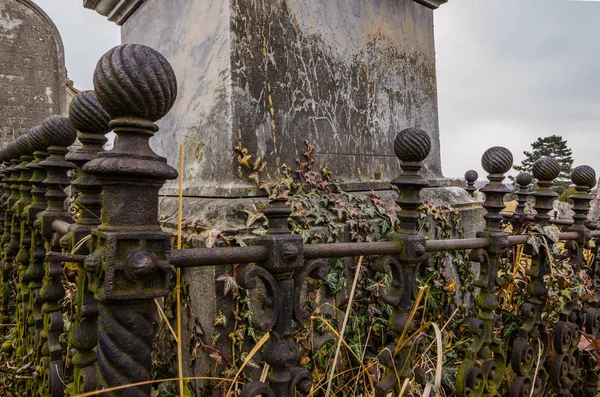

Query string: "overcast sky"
[[33, 0, 120, 90], [436, 0, 600, 179], [32, 0, 600, 180]]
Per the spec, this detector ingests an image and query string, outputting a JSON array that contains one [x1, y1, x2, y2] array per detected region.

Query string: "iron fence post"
[[23, 125, 51, 351], [0, 146, 15, 325], [21, 125, 51, 384], [83, 44, 178, 396], [512, 172, 533, 232], [17, 132, 43, 388], [509, 156, 560, 395], [374, 127, 431, 396], [37, 115, 78, 396], [563, 165, 597, 395], [4, 146, 23, 275], [457, 146, 513, 396], [63, 90, 110, 395], [11, 134, 34, 359], [237, 198, 313, 397], [464, 169, 478, 197]]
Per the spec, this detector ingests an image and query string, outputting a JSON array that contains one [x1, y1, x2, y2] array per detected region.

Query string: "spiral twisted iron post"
[[83, 43, 178, 396]]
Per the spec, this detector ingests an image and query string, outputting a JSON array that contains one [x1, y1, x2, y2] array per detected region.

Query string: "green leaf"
[[528, 235, 541, 254], [542, 225, 560, 243]]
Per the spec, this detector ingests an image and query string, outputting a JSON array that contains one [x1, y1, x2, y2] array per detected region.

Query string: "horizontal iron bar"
[[51, 219, 71, 236], [304, 241, 401, 259], [508, 231, 580, 245], [549, 218, 574, 226], [170, 246, 268, 267], [45, 252, 87, 263], [558, 231, 581, 240], [508, 235, 528, 245], [170, 230, 595, 267], [501, 213, 574, 227], [425, 238, 489, 251]]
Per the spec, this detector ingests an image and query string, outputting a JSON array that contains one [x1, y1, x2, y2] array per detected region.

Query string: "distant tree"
[[513, 135, 574, 193], [557, 186, 577, 204]]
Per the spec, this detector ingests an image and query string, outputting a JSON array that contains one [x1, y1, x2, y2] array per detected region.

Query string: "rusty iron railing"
[[0, 43, 599, 397]]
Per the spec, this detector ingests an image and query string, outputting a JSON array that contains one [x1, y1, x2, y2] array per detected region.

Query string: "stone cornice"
[[83, 0, 144, 25], [84, 0, 446, 26], [414, 0, 448, 9]]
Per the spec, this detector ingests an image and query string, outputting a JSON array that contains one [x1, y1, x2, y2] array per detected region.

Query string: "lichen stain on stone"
[[187, 136, 206, 165], [0, 11, 24, 32], [45, 87, 53, 105], [231, 0, 440, 184], [179, 80, 236, 189]]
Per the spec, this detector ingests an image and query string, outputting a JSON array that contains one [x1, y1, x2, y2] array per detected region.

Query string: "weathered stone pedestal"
[[120, 0, 447, 195]]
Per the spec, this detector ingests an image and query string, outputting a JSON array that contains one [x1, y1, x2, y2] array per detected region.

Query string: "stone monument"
[[0, 0, 67, 143], [87, 0, 448, 197]]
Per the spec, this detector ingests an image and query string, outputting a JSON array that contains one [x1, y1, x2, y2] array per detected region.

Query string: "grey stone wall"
[[122, 0, 444, 197], [0, 0, 66, 142]]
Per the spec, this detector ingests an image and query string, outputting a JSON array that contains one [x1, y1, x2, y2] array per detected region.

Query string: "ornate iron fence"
[[0, 43, 599, 397]]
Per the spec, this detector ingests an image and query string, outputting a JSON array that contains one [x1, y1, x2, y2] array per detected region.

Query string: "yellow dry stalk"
[[225, 331, 271, 397], [310, 315, 375, 394], [74, 376, 238, 396]]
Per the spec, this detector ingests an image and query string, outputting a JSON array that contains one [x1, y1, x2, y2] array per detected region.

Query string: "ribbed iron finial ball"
[[27, 125, 48, 153], [571, 165, 596, 189], [393, 127, 431, 163], [14, 134, 32, 157], [516, 172, 533, 187], [0, 147, 9, 162], [0, 146, 10, 162], [69, 90, 110, 134], [532, 156, 560, 181], [93, 44, 178, 122], [40, 115, 78, 148], [5, 142, 19, 160], [481, 146, 513, 175], [464, 170, 478, 183]]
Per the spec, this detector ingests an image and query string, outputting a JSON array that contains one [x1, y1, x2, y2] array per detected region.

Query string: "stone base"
[[158, 177, 462, 199]]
